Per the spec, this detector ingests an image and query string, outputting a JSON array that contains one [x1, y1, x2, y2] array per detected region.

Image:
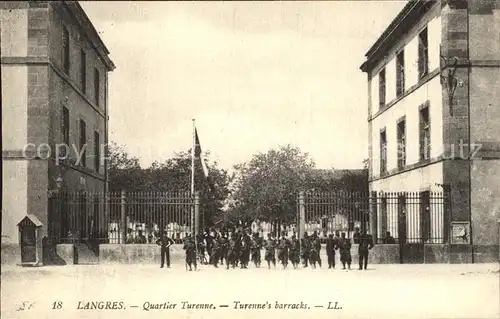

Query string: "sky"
[[80, 1, 406, 171]]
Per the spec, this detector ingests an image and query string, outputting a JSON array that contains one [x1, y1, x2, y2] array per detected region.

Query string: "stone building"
[[360, 0, 499, 262], [1, 1, 115, 264]]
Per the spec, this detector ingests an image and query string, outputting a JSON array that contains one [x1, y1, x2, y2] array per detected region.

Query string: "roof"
[[17, 215, 43, 227], [63, 1, 116, 71], [360, 0, 435, 73]]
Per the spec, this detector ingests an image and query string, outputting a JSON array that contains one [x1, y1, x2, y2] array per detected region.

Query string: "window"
[[80, 50, 86, 93], [418, 28, 429, 79], [94, 131, 100, 172], [419, 191, 431, 243], [396, 50, 405, 97], [397, 118, 406, 169], [380, 129, 387, 175], [94, 68, 100, 106], [62, 27, 70, 73], [419, 104, 430, 160], [79, 119, 87, 167], [379, 68, 386, 108]]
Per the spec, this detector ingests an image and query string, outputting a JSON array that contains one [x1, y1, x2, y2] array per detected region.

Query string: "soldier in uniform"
[[312, 231, 322, 268], [226, 233, 238, 269], [183, 234, 197, 271], [358, 230, 374, 270], [240, 230, 251, 269], [288, 234, 300, 269], [204, 230, 214, 262], [301, 232, 311, 267], [277, 232, 290, 269], [326, 234, 337, 269], [250, 232, 262, 268], [196, 231, 207, 264], [210, 232, 221, 268], [338, 232, 352, 270], [156, 231, 174, 268], [219, 232, 229, 266], [264, 233, 276, 269]]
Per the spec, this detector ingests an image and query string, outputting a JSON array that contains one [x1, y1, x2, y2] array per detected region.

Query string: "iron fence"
[[47, 190, 450, 246], [48, 191, 194, 245], [299, 191, 450, 244]]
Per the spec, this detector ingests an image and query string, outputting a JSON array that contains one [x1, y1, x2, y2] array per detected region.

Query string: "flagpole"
[[191, 119, 195, 196], [191, 119, 198, 265]]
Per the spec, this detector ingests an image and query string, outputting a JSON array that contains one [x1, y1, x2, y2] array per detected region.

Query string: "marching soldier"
[[358, 230, 374, 270], [210, 233, 221, 268], [288, 234, 300, 269], [156, 231, 174, 269], [277, 232, 290, 269], [219, 232, 229, 265], [250, 232, 262, 268], [183, 234, 197, 271], [301, 232, 311, 267], [312, 231, 322, 268], [240, 230, 251, 269], [326, 234, 337, 269], [264, 233, 276, 269], [196, 231, 207, 264], [338, 232, 352, 270], [226, 233, 238, 269], [204, 230, 214, 261]]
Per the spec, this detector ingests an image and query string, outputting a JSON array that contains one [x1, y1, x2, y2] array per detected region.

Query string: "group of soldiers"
[[157, 227, 375, 271]]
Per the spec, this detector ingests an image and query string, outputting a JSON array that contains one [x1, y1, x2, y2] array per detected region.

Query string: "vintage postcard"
[[1, 1, 499, 318]]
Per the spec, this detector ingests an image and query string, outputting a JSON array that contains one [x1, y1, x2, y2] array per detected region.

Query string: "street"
[[1, 263, 498, 319]]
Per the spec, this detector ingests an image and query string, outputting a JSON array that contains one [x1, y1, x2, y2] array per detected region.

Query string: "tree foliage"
[[229, 145, 315, 225]]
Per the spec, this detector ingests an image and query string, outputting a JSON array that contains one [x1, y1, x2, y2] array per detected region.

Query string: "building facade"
[[360, 0, 499, 262], [1, 1, 115, 264]]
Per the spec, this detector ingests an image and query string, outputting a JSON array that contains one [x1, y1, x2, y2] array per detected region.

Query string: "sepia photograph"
[[1, 0, 499, 318]]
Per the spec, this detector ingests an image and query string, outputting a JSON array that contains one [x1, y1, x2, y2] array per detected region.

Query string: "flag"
[[194, 128, 209, 178]]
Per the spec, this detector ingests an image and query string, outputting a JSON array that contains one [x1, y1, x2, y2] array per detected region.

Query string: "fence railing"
[[48, 191, 194, 245], [298, 191, 450, 244], [47, 190, 450, 246]]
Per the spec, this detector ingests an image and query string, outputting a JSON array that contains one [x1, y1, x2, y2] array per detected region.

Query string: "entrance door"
[[20, 226, 37, 263]]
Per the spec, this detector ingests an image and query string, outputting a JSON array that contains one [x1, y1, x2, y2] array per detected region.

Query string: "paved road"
[[2, 263, 499, 319]]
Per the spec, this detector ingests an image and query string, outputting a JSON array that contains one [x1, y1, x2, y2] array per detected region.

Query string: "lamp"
[[48, 175, 64, 197]]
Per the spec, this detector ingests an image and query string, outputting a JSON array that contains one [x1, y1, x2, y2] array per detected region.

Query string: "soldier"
[[156, 231, 174, 269], [240, 231, 251, 269], [250, 232, 262, 268], [219, 232, 229, 266], [183, 234, 197, 271], [226, 233, 238, 269], [196, 231, 207, 264], [210, 233, 221, 268], [301, 232, 311, 267], [338, 232, 352, 270], [312, 231, 322, 268], [277, 232, 290, 269], [326, 234, 337, 269], [204, 230, 214, 261], [288, 234, 300, 269], [264, 233, 276, 269], [358, 230, 374, 270]]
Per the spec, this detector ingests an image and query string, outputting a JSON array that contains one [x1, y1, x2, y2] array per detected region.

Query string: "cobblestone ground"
[[1, 263, 499, 319]]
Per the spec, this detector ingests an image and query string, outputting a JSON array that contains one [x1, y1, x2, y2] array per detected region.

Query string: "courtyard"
[[1, 263, 498, 319]]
